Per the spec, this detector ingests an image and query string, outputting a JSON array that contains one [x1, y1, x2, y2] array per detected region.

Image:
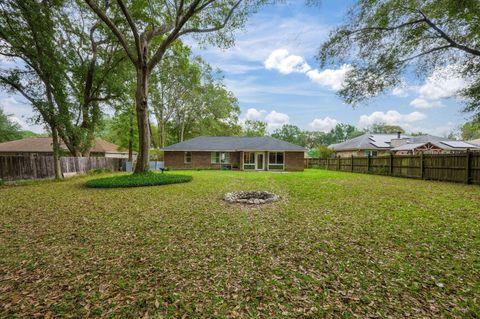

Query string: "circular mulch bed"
[[224, 191, 279, 205]]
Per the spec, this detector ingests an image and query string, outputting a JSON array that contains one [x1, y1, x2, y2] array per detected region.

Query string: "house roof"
[[469, 138, 480, 146], [330, 133, 480, 152], [0, 137, 126, 153], [390, 139, 479, 151], [329, 133, 411, 151], [163, 136, 306, 151]]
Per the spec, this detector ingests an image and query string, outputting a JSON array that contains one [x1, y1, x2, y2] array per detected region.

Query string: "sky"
[[0, 0, 473, 136]]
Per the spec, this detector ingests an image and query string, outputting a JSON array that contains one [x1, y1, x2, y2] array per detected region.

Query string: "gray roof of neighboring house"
[[329, 133, 411, 151], [391, 140, 479, 151], [329, 133, 480, 152], [163, 136, 306, 151], [469, 138, 480, 146]]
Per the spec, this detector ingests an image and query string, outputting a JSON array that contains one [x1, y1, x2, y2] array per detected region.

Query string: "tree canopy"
[[317, 0, 480, 119], [0, 107, 22, 142]]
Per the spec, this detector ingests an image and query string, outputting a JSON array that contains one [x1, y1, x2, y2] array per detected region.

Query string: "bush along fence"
[[0, 156, 126, 181], [305, 151, 480, 185]]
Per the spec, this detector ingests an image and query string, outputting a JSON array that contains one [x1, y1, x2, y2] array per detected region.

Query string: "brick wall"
[[285, 151, 305, 171], [164, 151, 240, 169], [165, 151, 304, 171]]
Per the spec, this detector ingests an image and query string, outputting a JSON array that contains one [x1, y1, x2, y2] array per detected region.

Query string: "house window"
[[243, 152, 255, 164], [184, 151, 192, 164], [268, 152, 284, 170], [243, 152, 255, 169], [211, 152, 230, 164]]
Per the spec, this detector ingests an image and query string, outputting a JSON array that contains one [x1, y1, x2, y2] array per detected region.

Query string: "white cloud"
[[409, 98, 444, 109], [306, 64, 353, 91], [264, 49, 311, 74], [409, 65, 470, 108], [240, 108, 289, 131], [245, 108, 265, 120], [0, 96, 44, 133], [265, 110, 289, 130], [264, 48, 352, 91], [358, 110, 427, 128], [309, 116, 338, 132]]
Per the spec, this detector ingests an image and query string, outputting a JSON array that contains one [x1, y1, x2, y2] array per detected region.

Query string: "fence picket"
[[305, 152, 480, 185], [0, 156, 126, 181]]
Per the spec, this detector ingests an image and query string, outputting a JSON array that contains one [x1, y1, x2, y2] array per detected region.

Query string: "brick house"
[[163, 136, 306, 171], [329, 133, 479, 157]]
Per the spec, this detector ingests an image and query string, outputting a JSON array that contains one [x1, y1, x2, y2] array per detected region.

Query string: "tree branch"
[[398, 44, 453, 63], [116, 0, 142, 60], [346, 18, 426, 35], [0, 75, 37, 104], [177, 0, 241, 36], [84, 0, 137, 63], [418, 10, 480, 57]]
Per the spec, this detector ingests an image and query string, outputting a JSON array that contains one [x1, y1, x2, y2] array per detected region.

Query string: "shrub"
[[85, 172, 192, 188]]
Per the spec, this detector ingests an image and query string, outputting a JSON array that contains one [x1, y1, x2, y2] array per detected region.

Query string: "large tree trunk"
[[134, 56, 150, 174], [51, 125, 62, 180], [128, 111, 134, 162]]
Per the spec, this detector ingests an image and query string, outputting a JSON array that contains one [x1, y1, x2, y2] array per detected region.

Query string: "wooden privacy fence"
[[0, 156, 126, 181], [305, 151, 480, 185]]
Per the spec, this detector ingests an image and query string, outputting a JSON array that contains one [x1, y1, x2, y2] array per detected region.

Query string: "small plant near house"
[[85, 172, 192, 188]]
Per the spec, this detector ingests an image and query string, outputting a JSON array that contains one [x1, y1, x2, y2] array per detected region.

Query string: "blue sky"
[[0, 0, 472, 136]]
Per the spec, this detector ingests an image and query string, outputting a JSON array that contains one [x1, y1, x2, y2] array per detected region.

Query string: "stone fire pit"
[[224, 191, 279, 205]]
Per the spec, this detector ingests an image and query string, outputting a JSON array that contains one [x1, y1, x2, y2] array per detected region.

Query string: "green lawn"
[[1, 170, 479, 318]]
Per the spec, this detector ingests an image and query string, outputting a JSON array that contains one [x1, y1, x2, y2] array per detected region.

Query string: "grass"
[[1, 169, 479, 318], [85, 172, 192, 188]]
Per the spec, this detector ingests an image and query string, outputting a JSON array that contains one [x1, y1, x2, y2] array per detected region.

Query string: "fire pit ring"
[[224, 191, 279, 205]]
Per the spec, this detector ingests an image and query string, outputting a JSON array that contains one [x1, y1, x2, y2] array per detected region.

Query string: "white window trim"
[[211, 151, 230, 164], [267, 151, 285, 170], [243, 151, 256, 169], [184, 151, 192, 164]]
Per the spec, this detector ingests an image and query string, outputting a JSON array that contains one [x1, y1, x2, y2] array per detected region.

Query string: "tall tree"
[[0, 0, 71, 178], [369, 123, 405, 134], [244, 120, 267, 137], [317, 0, 480, 118], [84, 0, 264, 173], [0, 107, 22, 142], [460, 121, 480, 140], [271, 124, 307, 146], [59, 1, 127, 155], [0, 0, 125, 181]]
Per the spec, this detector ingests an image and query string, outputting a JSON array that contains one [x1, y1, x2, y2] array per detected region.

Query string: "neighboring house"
[[163, 136, 306, 171], [469, 138, 480, 146], [391, 135, 479, 155], [329, 133, 410, 157], [0, 137, 131, 158], [329, 133, 479, 157]]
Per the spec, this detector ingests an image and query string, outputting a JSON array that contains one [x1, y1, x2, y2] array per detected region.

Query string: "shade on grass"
[[85, 172, 192, 188]]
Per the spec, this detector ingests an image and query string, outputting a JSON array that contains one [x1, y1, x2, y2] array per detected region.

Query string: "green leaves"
[[0, 107, 23, 142], [317, 0, 480, 113], [85, 172, 192, 188]]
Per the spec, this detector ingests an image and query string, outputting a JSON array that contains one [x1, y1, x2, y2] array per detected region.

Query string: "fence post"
[[465, 149, 471, 184], [337, 157, 340, 171], [389, 153, 393, 175], [367, 154, 371, 173], [351, 155, 354, 172], [420, 153, 424, 179]]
